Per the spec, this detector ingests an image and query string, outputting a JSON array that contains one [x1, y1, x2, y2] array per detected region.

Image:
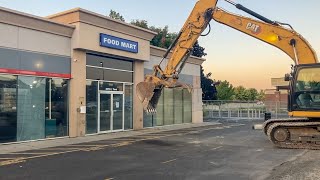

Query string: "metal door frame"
[[98, 90, 124, 133]]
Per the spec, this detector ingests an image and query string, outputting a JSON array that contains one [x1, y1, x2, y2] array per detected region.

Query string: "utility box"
[[264, 112, 272, 121]]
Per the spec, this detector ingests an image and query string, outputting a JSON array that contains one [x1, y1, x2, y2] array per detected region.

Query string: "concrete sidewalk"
[[0, 122, 220, 154]]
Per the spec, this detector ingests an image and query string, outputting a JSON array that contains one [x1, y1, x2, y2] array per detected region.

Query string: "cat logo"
[[246, 22, 261, 34]]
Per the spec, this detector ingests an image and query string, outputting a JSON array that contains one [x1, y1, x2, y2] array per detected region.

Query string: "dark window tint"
[[86, 67, 133, 83], [87, 54, 133, 71], [86, 81, 98, 134], [0, 75, 17, 143]]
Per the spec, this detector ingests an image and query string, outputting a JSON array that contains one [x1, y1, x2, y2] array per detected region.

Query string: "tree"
[[257, 90, 266, 101], [192, 40, 207, 58], [247, 88, 258, 101], [216, 80, 234, 100], [234, 86, 249, 101], [108, 10, 125, 22], [130, 20, 206, 57], [130, 19, 148, 29], [201, 66, 217, 100]]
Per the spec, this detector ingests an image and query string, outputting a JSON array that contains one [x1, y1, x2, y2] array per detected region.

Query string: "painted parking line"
[[104, 178, 114, 180], [0, 158, 15, 160], [6, 152, 58, 155], [162, 158, 177, 164], [211, 146, 223, 151], [66, 144, 107, 147], [0, 125, 229, 167]]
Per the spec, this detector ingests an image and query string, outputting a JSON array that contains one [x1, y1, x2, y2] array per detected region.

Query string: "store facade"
[[0, 6, 205, 143], [48, 8, 157, 137], [0, 7, 74, 143]]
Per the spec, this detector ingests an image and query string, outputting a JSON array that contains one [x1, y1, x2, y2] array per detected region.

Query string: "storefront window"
[[0, 75, 17, 143], [143, 88, 192, 127], [17, 76, 46, 141], [183, 89, 192, 123], [86, 81, 98, 134], [124, 85, 133, 129], [0, 75, 69, 143], [45, 79, 69, 138]]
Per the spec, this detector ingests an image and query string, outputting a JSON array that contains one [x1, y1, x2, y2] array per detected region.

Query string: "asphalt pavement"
[[0, 119, 319, 180]]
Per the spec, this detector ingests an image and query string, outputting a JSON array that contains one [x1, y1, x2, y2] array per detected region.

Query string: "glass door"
[[113, 94, 123, 131], [99, 92, 124, 132], [99, 94, 111, 132]]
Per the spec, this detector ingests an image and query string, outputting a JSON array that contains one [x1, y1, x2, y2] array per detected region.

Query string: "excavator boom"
[[212, 7, 318, 64]]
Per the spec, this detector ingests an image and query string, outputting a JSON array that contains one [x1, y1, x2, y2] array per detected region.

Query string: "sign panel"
[[99, 33, 139, 53]]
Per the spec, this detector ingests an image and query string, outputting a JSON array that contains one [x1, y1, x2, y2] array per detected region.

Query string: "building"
[[0, 7, 205, 143], [265, 77, 289, 103]]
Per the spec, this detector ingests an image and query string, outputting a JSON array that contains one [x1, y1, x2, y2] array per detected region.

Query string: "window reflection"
[[45, 79, 69, 138], [86, 81, 98, 134], [0, 75, 17, 143], [0, 75, 69, 143], [294, 68, 320, 110], [125, 85, 133, 129]]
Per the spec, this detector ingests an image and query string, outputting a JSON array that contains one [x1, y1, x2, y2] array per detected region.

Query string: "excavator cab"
[[289, 64, 320, 115]]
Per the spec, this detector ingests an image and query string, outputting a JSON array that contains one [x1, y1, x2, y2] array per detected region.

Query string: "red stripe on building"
[[0, 68, 71, 78]]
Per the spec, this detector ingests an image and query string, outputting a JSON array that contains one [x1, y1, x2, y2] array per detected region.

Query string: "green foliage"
[[192, 41, 207, 58], [108, 10, 125, 22], [216, 82, 263, 101], [216, 80, 234, 100], [256, 90, 266, 101], [108, 10, 207, 58], [130, 19, 149, 29], [201, 66, 217, 100], [247, 88, 258, 101], [130, 20, 206, 57], [233, 86, 260, 101], [233, 86, 248, 101]]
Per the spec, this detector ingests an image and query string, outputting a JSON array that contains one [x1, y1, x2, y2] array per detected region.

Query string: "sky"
[[0, 0, 319, 90]]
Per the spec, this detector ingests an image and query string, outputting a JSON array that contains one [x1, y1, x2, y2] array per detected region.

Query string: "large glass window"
[[86, 54, 133, 83], [86, 81, 98, 134], [294, 68, 320, 110], [0, 75, 17, 143], [87, 54, 133, 71], [124, 85, 133, 130], [144, 88, 192, 127], [0, 75, 69, 143], [17, 76, 46, 141], [45, 79, 69, 138]]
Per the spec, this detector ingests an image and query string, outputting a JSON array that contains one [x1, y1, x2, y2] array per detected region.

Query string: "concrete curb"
[[0, 122, 221, 154]]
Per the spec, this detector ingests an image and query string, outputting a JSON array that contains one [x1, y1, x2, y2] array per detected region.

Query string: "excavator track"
[[263, 118, 309, 135], [266, 120, 320, 150]]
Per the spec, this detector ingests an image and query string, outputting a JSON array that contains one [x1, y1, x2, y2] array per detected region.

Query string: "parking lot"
[[0, 119, 319, 180]]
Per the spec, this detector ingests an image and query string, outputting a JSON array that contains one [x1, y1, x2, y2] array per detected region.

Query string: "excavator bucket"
[[136, 82, 162, 113]]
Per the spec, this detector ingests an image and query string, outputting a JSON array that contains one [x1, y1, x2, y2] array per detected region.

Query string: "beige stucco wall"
[[133, 61, 145, 130], [69, 50, 87, 137], [0, 23, 71, 56], [74, 22, 151, 61]]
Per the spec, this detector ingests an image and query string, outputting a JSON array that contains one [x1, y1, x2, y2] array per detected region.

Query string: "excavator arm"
[[136, 0, 218, 112], [137, 0, 318, 113]]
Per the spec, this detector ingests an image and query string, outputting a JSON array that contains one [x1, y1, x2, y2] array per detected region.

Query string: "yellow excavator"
[[136, 0, 320, 149]]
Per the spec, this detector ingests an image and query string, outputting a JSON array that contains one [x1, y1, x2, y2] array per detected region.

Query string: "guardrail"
[[203, 100, 289, 120]]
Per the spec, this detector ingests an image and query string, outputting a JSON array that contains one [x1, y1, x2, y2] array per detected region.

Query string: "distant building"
[[265, 77, 289, 103]]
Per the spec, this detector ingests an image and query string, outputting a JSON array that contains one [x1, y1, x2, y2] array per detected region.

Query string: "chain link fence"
[[203, 100, 289, 120]]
